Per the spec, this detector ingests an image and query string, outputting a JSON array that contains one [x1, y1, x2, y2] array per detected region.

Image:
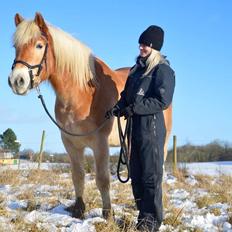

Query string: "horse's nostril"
[[15, 77, 25, 87], [19, 77, 24, 86]]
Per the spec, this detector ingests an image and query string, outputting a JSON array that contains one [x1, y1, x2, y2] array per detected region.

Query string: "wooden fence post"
[[38, 130, 45, 169], [173, 135, 177, 171]]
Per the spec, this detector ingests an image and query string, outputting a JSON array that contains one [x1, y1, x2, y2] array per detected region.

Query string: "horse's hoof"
[[66, 204, 74, 212], [102, 208, 114, 220], [71, 197, 86, 219], [72, 208, 85, 219]]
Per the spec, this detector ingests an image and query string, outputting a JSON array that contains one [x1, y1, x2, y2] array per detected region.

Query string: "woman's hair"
[[143, 49, 167, 76]]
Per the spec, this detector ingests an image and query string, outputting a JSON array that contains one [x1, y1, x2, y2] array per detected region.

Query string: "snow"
[[179, 161, 232, 176], [0, 161, 231, 231]]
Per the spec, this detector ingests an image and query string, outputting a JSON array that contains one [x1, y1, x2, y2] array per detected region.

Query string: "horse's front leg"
[[92, 136, 112, 219], [62, 136, 85, 219]]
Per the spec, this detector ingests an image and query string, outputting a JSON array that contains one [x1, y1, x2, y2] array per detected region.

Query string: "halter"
[[11, 43, 48, 89]]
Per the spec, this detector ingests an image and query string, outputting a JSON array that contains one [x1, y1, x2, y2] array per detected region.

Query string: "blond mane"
[[13, 20, 96, 90]]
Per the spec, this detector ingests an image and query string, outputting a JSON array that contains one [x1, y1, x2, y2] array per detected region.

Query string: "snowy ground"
[[0, 161, 231, 231], [179, 161, 232, 176]]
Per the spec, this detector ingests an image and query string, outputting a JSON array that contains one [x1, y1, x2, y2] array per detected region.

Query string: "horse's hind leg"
[[62, 136, 85, 219], [93, 137, 111, 219]]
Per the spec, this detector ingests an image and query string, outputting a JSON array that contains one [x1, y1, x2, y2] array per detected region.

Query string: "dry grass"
[[210, 207, 221, 216], [194, 174, 232, 208], [17, 188, 35, 201], [0, 170, 22, 185], [0, 206, 10, 217], [163, 206, 184, 227], [84, 182, 102, 210], [196, 195, 216, 208], [111, 182, 134, 206], [0, 193, 4, 203], [172, 167, 188, 181], [0, 167, 231, 231], [94, 214, 136, 232], [10, 214, 46, 232], [26, 169, 58, 185]]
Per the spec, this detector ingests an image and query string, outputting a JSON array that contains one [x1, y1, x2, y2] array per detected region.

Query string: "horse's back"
[[113, 67, 130, 94]]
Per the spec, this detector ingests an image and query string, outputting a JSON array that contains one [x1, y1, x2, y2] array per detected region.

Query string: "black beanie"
[[138, 25, 164, 51]]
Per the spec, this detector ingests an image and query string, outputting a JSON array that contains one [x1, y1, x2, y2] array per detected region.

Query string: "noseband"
[[11, 43, 48, 88]]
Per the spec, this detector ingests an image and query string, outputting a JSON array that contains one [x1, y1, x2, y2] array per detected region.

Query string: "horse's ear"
[[15, 13, 24, 27], [34, 12, 49, 35]]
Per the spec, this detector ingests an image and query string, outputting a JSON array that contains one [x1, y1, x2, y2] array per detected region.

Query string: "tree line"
[[1, 128, 232, 164], [166, 140, 232, 162]]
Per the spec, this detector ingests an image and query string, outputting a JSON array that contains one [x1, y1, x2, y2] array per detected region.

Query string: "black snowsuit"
[[116, 57, 175, 226]]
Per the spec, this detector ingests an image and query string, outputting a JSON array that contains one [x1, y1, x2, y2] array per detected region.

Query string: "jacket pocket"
[[141, 115, 155, 133]]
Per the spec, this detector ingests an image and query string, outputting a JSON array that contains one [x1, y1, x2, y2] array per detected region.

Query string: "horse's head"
[[9, 12, 54, 95]]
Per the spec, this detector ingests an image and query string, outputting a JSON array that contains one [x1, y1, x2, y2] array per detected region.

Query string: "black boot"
[[136, 213, 160, 232]]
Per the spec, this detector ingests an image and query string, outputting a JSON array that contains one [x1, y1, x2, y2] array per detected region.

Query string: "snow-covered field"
[[0, 161, 231, 231], [179, 161, 232, 176]]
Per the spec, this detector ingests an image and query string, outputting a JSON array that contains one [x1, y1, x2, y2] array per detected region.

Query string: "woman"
[[106, 25, 175, 231]]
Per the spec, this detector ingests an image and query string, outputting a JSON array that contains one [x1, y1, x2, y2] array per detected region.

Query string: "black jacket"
[[116, 57, 175, 139], [117, 59, 175, 116]]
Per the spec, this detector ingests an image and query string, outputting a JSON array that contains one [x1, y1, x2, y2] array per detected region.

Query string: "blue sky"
[[0, 0, 232, 153]]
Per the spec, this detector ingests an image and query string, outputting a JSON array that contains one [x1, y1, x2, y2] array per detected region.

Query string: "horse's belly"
[[108, 118, 126, 146]]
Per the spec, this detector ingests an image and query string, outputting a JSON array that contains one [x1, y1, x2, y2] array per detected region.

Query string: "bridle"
[[11, 43, 48, 89]]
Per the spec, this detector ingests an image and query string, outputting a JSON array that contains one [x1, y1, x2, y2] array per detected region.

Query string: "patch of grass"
[[228, 206, 232, 224], [0, 206, 10, 217], [112, 182, 133, 206], [0, 170, 21, 185], [50, 164, 71, 174], [17, 189, 34, 200], [94, 215, 136, 232], [26, 224, 47, 232], [195, 174, 232, 203], [26, 169, 58, 185], [163, 207, 184, 227], [162, 190, 170, 210], [11, 215, 46, 232], [24, 199, 41, 212], [176, 226, 203, 232], [84, 183, 101, 210], [172, 168, 187, 183], [0, 193, 4, 203], [94, 220, 120, 232], [194, 174, 214, 190], [196, 195, 215, 208], [210, 207, 221, 216]]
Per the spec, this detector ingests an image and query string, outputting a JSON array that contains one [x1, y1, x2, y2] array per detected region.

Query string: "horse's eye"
[[36, 44, 43, 49]]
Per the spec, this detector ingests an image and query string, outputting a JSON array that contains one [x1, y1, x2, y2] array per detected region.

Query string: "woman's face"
[[139, 44, 152, 57]]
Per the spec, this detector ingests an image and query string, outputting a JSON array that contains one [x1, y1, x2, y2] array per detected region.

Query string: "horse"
[[8, 12, 172, 219]]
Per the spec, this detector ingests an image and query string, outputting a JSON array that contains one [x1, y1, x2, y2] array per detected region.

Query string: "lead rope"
[[36, 85, 131, 181], [116, 115, 132, 183], [36, 87, 109, 137]]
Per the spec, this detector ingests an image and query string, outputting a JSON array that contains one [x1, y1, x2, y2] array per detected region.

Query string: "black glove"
[[120, 105, 134, 119], [105, 105, 120, 118]]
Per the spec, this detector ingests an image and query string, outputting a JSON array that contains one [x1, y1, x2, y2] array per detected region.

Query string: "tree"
[[0, 128, 20, 153]]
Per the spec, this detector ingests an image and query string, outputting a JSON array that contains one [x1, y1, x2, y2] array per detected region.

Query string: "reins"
[[116, 115, 131, 183], [36, 87, 109, 137]]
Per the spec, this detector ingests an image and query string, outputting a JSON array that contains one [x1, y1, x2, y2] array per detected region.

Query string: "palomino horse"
[[8, 12, 172, 219]]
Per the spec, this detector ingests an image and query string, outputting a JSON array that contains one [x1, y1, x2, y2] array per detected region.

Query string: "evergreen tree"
[[0, 128, 20, 153]]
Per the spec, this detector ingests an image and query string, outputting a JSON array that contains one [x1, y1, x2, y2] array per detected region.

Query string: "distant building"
[[0, 149, 14, 159]]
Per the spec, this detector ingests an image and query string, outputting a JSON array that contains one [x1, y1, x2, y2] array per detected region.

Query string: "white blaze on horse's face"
[[9, 39, 48, 95], [8, 67, 31, 95]]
